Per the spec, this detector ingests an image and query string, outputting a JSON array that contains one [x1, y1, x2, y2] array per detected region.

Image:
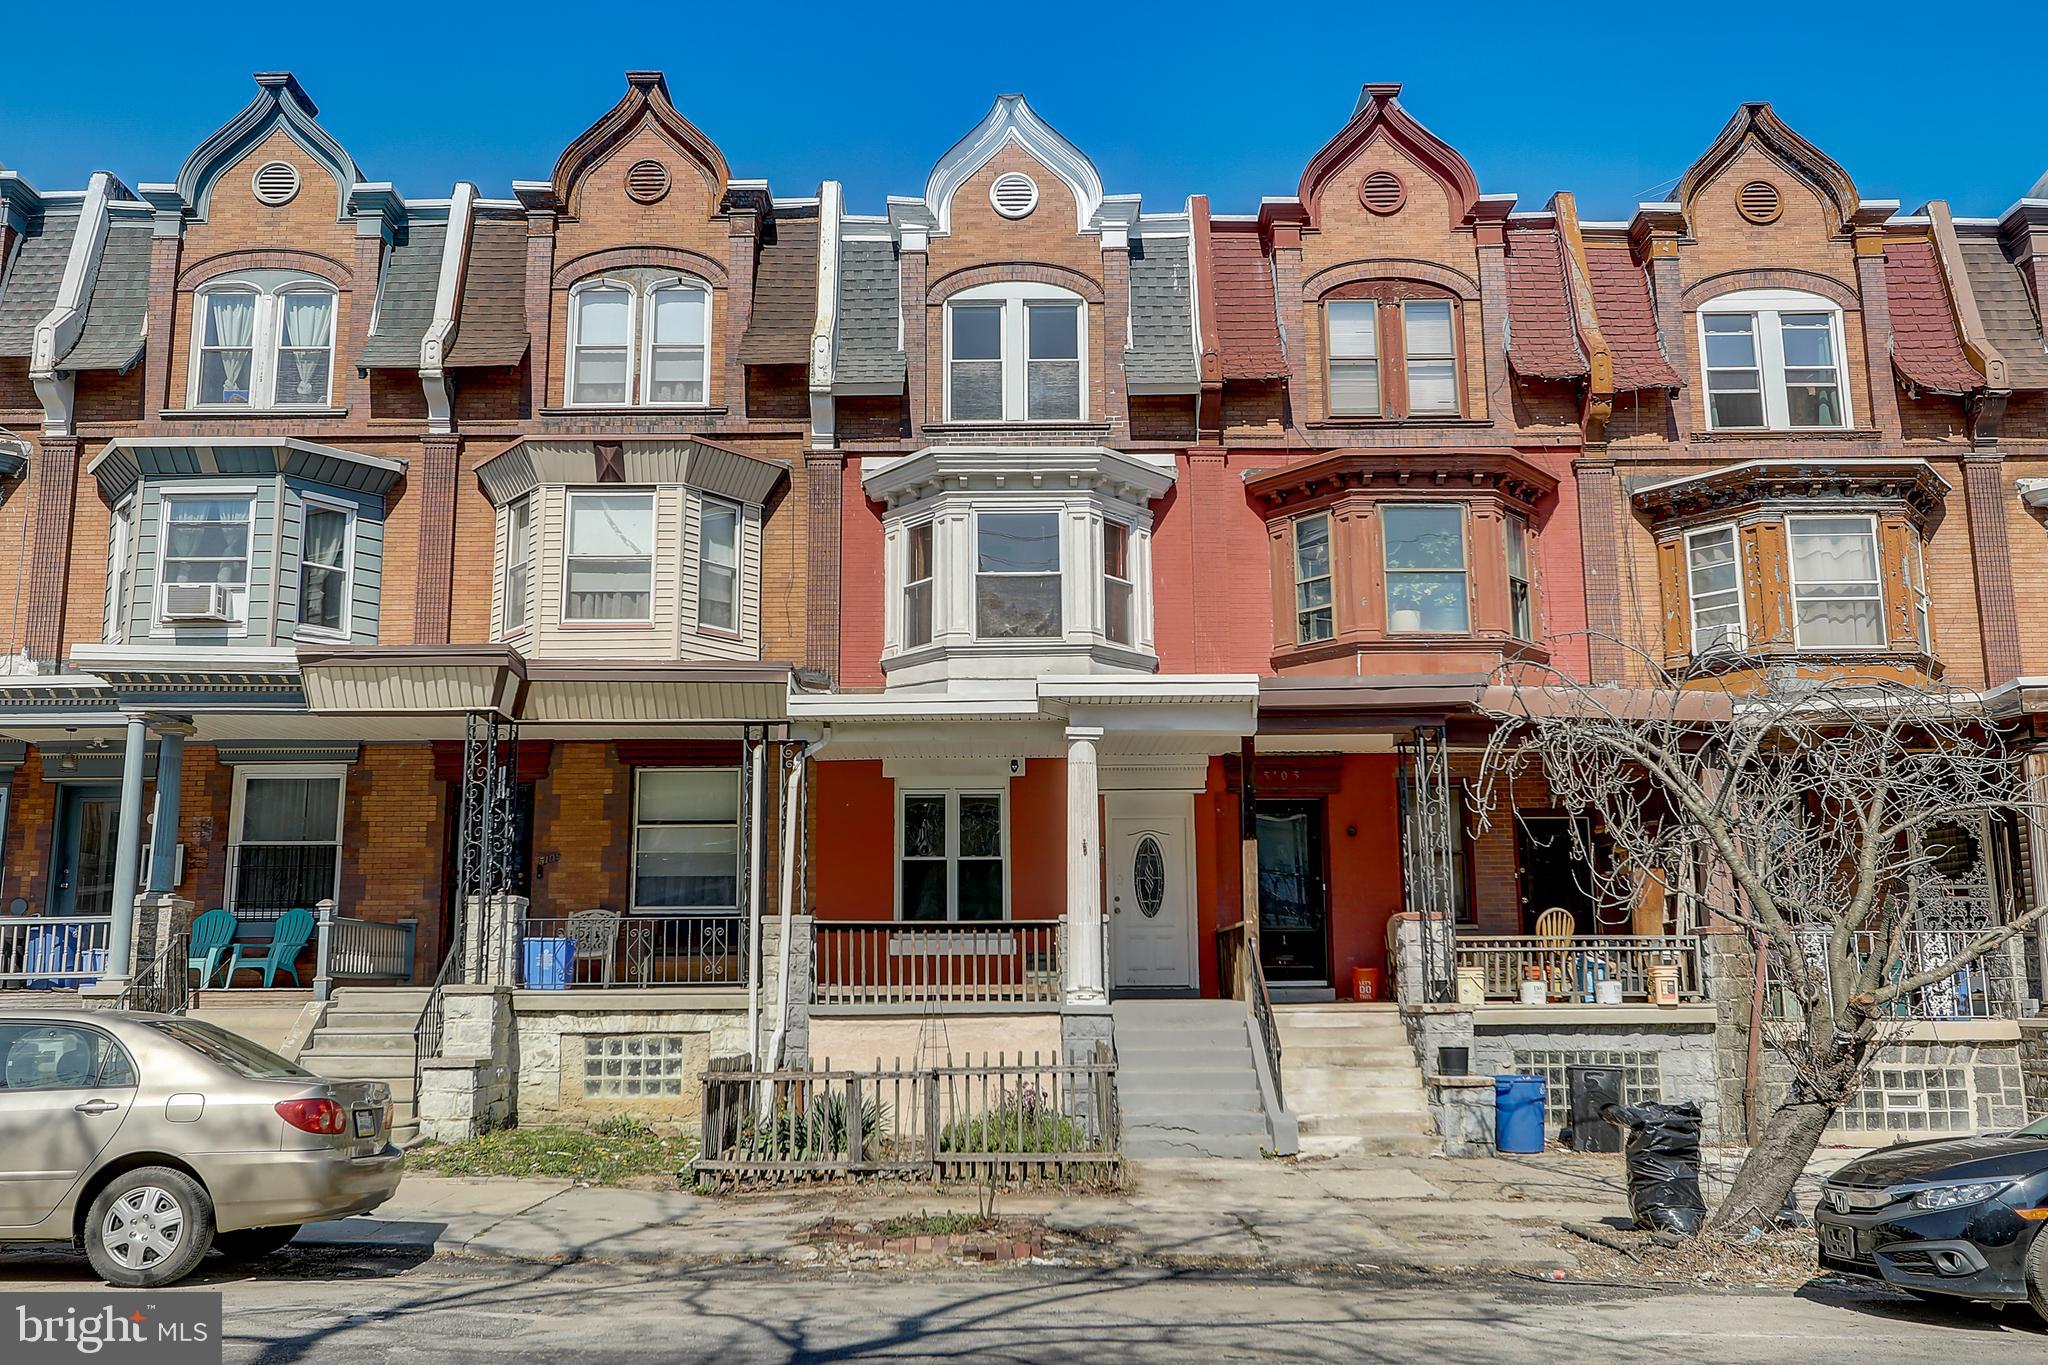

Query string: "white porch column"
[[1064, 726, 1106, 1005], [103, 715, 150, 984]]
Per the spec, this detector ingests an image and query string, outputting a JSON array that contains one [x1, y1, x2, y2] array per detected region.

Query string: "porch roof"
[[1257, 674, 1492, 734]]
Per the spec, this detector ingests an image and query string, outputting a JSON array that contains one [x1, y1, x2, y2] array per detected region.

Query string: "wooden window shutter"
[[1743, 520, 1791, 649], [1876, 516, 1924, 652], [1656, 535, 1690, 666]]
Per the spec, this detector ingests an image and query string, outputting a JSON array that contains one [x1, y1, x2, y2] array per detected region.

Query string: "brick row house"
[[1, 75, 2044, 1149]]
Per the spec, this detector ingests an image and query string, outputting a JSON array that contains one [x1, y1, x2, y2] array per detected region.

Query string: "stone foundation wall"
[[2023, 1021, 2048, 1122], [511, 998, 754, 1125], [1761, 1037, 2031, 1141], [1469, 1018, 1724, 1142]]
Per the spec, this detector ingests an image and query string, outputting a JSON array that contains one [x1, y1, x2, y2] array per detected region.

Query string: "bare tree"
[[1474, 642, 2046, 1234]]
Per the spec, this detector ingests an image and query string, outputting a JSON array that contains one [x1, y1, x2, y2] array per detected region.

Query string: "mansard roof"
[[833, 232, 905, 388], [738, 207, 820, 366], [1954, 234, 2048, 390], [1208, 226, 1287, 381], [1581, 245, 1680, 391], [357, 220, 447, 369], [1882, 240, 1982, 395], [57, 209, 150, 372], [156, 72, 361, 222], [445, 206, 529, 369], [0, 203, 79, 357], [1125, 230, 1198, 390], [1502, 227, 1586, 382], [1298, 83, 1483, 230]]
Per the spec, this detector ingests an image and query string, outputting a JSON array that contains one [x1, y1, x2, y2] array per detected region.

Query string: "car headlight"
[[1908, 1180, 2011, 1211]]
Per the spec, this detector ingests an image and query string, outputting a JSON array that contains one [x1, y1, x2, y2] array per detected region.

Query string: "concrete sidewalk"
[[297, 1148, 1837, 1273]]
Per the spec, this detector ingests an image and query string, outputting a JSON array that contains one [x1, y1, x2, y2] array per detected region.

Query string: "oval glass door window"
[[1134, 836, 1166, 918]]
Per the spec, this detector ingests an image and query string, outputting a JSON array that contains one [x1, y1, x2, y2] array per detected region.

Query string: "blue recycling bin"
[[1494, 1073, 1548, 1153], [521, 936, 574, 990]]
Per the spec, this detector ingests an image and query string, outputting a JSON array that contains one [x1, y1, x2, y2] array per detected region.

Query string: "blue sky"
[[1, 2, 2040, 221]]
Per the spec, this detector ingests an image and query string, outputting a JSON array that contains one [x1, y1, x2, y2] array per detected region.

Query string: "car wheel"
[[83, 1168, 215, 1288], [211, 1224, 301, 1263], [2026, 1228, 2048, 1328]]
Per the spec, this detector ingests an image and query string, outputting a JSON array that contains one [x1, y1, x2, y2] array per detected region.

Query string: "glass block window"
[[582, 1034, 690, 1099], [1832, 1065, 1974, 1135], [1511, 1049, 1665, 1133]]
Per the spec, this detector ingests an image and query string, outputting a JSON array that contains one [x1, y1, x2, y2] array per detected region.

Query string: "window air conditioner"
[[161, 583, 237, 623]]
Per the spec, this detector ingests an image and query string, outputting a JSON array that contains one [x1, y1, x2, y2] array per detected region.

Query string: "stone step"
[[1273, 1043, 1417, 1069], [1124, 1131, 1268, 1159], [330, 988, 435, 1011], [1298, 1132, 1438, 1157], [1120, 1089, 1265, 1117], [1294, 1111, 1432, 1137], [1116, 1023, 1251, 1047], [302, 1029, 419, 1054], [319, 1008, 425, 1030], [1273, 1013, 1405, 1033]]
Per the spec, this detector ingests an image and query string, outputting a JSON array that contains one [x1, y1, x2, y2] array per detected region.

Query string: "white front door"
[[1108, 800, 1194, 990]]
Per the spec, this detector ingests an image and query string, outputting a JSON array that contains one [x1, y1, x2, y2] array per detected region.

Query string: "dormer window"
[[1697, 290, 1848, 430], [1321, 286, 1462, 420], [568, 276, 711, 408], [190, 281, 336, 409], [945, 283, 1085, 422]]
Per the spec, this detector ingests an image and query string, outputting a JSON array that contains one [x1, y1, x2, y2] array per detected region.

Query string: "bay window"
[[696, 497, 739, 633], [1294, 513, 1334, 643], [1685, 524, 1744, 653], [1697, 290, 1848, 430], [903, 521, 935, 649], [899, 789, 1005, 922], [228, 768, 344, 913], [1788, 515, 1882, 648], [633, 768, 740, 911], [1383, 504, 1469, 633], [975, 511, 1062, 639], [297, 499, 353, 638], [564, 490, 654, 623], [944, 284, 1086, 422], [158, 495, 253, 625], [1507, 515, 1534, 642], [568, 275, 712, 408], [503, 497, 532, 632], [1103, 520, 1134, 647], [189, 281, 335, 409]]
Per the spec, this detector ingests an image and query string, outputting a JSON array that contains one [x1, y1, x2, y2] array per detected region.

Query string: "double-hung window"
[[1293, 513, 1334, 642], [568, 276, 712, 407], [1506, 515, 1535, 641], [1325, 300, 1380, 416], [503, 498, 532, 632], [1685, 525, 1745, 652], [1382, 504, 1469, 633], [190, 282, 335, 409], [902, 522, 935, 649], [297, 499, 353, 638], [228, 768, 344, 914], [1102, 521, 1135, 646], [974, 511, 1061, 639], [633, 768, 740, 911], [1788, 515, 1883, 648], [945, 285, 1085, 422], [899, 790, 1004, 922], [564, 490, 655, 623], [1698, 291, 1848, 430], [696, 497, 739, 633], [158, 495, 253, 625], [1403, 301, 1458, 414]]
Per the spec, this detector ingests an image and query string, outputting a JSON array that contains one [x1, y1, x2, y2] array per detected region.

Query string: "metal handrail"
[[121, 930, 192, 1015]]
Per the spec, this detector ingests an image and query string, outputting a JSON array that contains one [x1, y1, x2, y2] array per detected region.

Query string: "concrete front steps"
[[1112, 1000, 1272, 1159], [187, 988, 316, 1055], [1274, 1003, 1435, 1156], [296, 986, 435, 1144]]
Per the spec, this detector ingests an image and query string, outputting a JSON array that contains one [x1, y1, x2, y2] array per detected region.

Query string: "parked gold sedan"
[[0, 1009, 404, 1286]]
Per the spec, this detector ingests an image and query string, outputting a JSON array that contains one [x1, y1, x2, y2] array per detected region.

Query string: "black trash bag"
[[1600, 1100, 1707, 1237]]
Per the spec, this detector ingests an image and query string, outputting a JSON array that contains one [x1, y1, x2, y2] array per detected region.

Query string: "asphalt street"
[[3, 1242, 2045, 1363]]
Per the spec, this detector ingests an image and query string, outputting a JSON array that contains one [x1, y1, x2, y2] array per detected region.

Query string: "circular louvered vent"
[[1360, 170, 1406, 215], [626, 159, 672, 204], [989, 172, 1039, 219], [1738, 180, 1782, 224], [251, 160, 301, 206]]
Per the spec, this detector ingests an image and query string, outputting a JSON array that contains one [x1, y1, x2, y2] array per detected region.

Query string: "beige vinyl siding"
[[491, 501, 510, 640], [674, 492, 762, 662], [529, 485, 683, 661]]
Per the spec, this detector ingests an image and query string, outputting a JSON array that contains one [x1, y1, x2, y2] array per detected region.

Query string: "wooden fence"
[[697, 1046, 1120, 1183]]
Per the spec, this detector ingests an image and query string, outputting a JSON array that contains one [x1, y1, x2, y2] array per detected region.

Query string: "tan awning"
[[297, 644, 524, 716]]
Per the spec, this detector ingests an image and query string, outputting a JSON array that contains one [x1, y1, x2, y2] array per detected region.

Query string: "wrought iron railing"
[[1216, 921, 1286, 1114], [697, 1046, 1120, 1182], [0, 915, 115, 988], [1774, 929, 2019, 1022], [121, 930, 192, 1015], [1455, 933, 1706, 1002], [810, 920, 1064, 1007], [518, 913, 751, 989]]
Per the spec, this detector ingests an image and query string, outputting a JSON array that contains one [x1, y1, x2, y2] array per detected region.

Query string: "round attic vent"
[[1738, 180, 1782, 224], [626, 159, 672, 205], [251, 160, 301, 207], [1359, 170, 1406, 215], [989, 172, 1039, 220]]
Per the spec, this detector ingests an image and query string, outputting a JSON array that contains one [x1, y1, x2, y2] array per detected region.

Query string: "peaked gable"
[[1297, 83, 1482, 231], [163, 72, 360, 222], [1675, 103, 1861, 237], [920, 95, 1105, 236], [544, 71, 730, 219]]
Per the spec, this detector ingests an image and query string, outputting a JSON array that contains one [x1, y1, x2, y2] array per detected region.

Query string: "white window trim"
[[108, 499, 134, 645], [1787, 512, 1884, 651], [629, 766, 743, 914], [502, 496, 534, 638], [294, 492, 357, 643], [1683, 522, 1747, 654], [561, 486, 657, 625], [693, 494, 743, 637], [901, 517, 936, 650], [154, 490, 257, 630], [943, 281, 1087, 423], [1101, 516, 1136, 648], [1696, 289, 1852, 432], [186, 281, 338, 410], [1380, 501, 1471, 635], [226, 763, 347, 913], [971, 506, 1065, 643], [894, 785, 1011, 922], [567, 275, 713, 409]]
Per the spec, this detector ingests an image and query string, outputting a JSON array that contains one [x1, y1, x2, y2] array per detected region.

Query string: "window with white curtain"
[[1326, 301, 1380, 416], [1685, 524, 1745, 652], [189, 282, 334, 408], [1697, 290, 1849, 430], [696, 497, 739, 633], [157, 496, 253, 624], [945, 283, 1085, 422], [1788, 515, 1883, 648], [632, 768, 740, 911], [564, 490, 655, 622], [297, 500, 353, 638], [568, 276, 712, 407]]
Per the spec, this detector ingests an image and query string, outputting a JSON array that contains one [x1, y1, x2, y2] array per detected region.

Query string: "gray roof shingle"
[[59, 215, 152, 371], [357, 221, 447, 370], [834, 236, 904, 387], [0, 208, 81, 358], [1958, 237, 2048, 390], [1125, 234, 1197, 388]]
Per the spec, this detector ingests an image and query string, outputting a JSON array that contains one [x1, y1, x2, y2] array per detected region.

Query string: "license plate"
[[353, 1108, 377, 1138], [1820, 1224, 1865, 1262]]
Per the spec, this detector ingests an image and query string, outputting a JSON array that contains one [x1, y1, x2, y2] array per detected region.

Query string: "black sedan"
[[1817, 1114, 2048, 1321]]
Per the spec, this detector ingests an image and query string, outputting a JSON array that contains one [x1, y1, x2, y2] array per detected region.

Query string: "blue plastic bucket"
[[1494, 1073, 1548, 1153], [521, 936, 574, 990]]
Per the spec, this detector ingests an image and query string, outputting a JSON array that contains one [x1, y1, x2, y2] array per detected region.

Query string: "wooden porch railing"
[[0, 915, 114, 988], [812, 921, 1064, 1008], [1455, 933, 1705, 1002]]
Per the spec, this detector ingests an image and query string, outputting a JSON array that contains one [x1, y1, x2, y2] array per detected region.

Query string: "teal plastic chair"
[[186, 909, 238, 988], [222, 908, 315, 988]]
